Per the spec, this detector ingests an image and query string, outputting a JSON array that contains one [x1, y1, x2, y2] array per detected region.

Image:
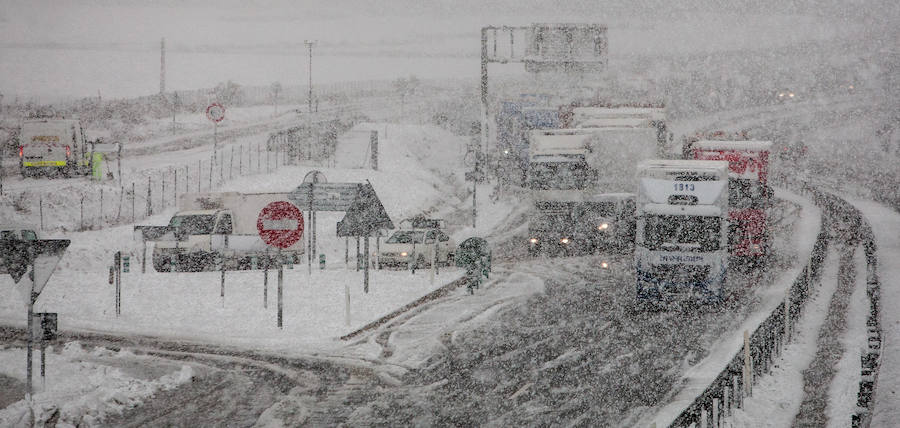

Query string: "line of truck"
[[497, 95, 774, 303]]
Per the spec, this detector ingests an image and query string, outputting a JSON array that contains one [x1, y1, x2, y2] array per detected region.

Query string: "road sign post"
[[257, 201, 304, 329], [206, 103, 226, 152], [0, 239, 69, 415]]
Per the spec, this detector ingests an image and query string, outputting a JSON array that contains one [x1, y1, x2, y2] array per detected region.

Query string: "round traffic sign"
[[257, 201, 304, 249], [206, 103, 226, 123]]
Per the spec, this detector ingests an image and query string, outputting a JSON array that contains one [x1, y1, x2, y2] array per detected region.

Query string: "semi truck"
[[634, 160, 730, 303], [148, 192, 305, 272], [18, 119, 93, 177], [524, 117, 661, 256], [689, 140, 773, 264], [496, 95, 561, 184], [527, 191, 635, 256]]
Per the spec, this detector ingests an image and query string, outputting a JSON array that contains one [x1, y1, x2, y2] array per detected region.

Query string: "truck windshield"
[[169, 215, 216, 235], [644, 215, 721, 251], [528, 162, 594, 190], [387, 231, 425, 244], [577, 202, 616, 219]]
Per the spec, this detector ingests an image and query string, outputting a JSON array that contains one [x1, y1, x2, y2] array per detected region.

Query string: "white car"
[[377, 228, 455, 269]]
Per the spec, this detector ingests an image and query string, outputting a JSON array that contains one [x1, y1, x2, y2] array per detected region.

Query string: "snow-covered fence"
[[6, 142, 292, 232], [668, 189, 883, 428]]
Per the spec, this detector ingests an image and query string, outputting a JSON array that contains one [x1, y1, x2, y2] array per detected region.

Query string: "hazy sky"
[[0, 0, 893, 101]]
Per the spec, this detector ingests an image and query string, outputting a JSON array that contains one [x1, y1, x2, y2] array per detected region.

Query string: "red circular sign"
[[257, 201, 304, 249], [206, 103, 226, 123]]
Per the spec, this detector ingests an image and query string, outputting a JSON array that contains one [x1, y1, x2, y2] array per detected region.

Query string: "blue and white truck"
[[634, 160, 729, 302]]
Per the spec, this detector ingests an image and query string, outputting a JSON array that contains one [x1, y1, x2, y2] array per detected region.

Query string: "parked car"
[[378, 228, 456, 269]]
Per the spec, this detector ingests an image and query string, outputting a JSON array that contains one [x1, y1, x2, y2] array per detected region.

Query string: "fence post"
[[174, 168, 178, 207], [743, 330, 752, 397], [239, 145, 243, 175], [733, 375, 741, 409], [161, 174, 165, 209], [100, 188, 104, 225], [80, 195, 84, 230], [131, 182, 135, 223], [209, 153, 213, 189], [147, 176, 152, 217]]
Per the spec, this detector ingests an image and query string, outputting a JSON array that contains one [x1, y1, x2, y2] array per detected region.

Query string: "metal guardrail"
[[669, 188, 882, 427]]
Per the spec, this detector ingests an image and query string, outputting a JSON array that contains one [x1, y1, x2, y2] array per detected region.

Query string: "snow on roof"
[[638, 159, 729, 172], [692, 140, 773, 151], [574, 117, 654, 128]]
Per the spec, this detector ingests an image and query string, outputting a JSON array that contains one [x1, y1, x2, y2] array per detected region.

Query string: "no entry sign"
[[257, 201, 304, 249], [206, 103, 226, 123]]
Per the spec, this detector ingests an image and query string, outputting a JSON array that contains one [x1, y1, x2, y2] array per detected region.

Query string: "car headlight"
[[529, 238, 538, 245], [597, 223, 609, 231], [560, 238, 570, 245], [600, 261, 609, 269], [400, 252, 408, 257]]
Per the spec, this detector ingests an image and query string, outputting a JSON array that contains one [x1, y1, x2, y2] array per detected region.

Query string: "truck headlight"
[[560, 238, 570, 245], [400, 252, 408, 257], [529, 238, 538, 245], [597, 223, 609, 231]]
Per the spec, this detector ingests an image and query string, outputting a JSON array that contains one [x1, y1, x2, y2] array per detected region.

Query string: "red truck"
[[688, 139, 773, 264]]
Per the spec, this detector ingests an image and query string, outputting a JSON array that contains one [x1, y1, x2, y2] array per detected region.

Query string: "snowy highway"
[[2, 2, 899, 426]]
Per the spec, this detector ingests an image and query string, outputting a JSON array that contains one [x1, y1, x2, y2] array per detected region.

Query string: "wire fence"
[[6, 141, 301, 233], [668, 187, 883, 428]]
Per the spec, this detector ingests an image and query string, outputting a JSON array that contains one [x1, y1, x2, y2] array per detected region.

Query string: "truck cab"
[[690, 140, 773, 263], [634, 160, 730, 303], [528, 192, 636, 256]]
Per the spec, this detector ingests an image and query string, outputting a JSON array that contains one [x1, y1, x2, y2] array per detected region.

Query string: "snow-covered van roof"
[[691, 140, 773, 152]]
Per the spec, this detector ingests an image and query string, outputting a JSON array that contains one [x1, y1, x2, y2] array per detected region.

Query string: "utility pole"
[[304, 40, 317, 113], [160, 38, 166, 94]]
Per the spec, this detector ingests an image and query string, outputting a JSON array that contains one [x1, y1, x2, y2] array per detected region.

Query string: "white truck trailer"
[[150, 192, 305, 272], [634, 160, 729, 302], [525, 121, 659, 255], [18, 119, 93, 177]]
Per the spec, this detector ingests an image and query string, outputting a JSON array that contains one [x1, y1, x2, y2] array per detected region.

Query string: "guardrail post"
[[743, 330, 752, 397], [784, 290, 790, 352], [712, 398, 719, 427], [723, 384, 730, 417]]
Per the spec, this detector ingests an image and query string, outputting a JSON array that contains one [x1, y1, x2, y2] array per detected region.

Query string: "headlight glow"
[[529, 238, 538, 244], [597, 223, 609, 230], [400, 252, 408, 257], [600, 261, 609, 269], [560, 238, 570, 244]]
